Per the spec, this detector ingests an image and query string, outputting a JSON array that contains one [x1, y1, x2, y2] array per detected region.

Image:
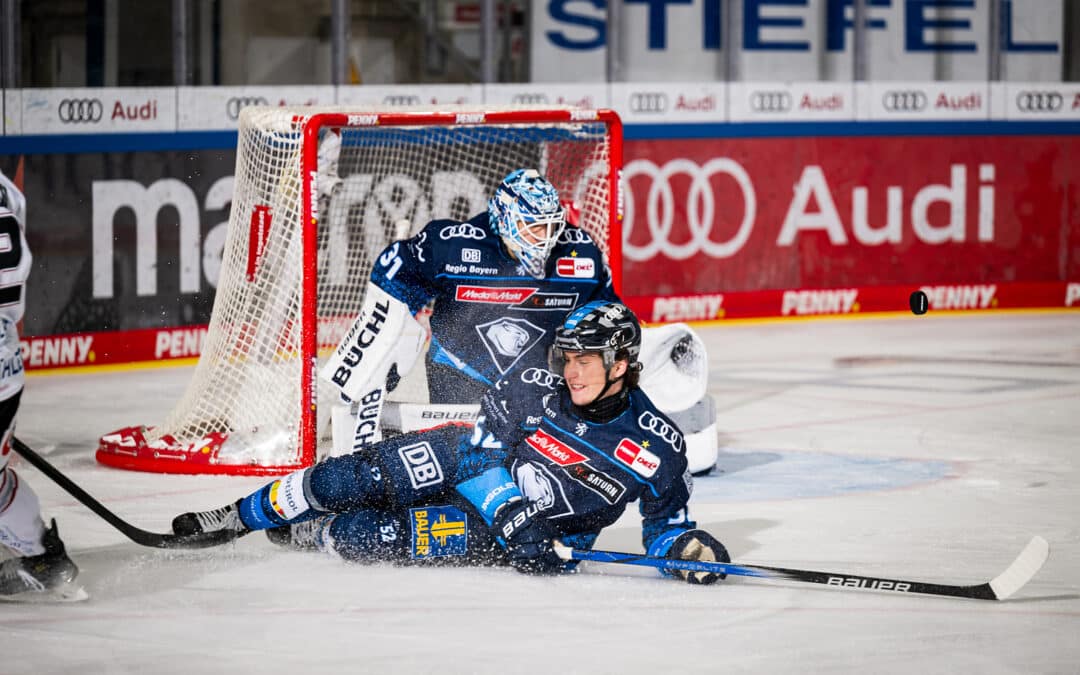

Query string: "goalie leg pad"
[[320, 282, 425, 403]]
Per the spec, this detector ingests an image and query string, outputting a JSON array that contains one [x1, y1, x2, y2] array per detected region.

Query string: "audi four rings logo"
[[630, 92, 667, 114], [383, 95, 422, 106], [638, 411, 682, 451], [58, 98, 104, 123], [512, 94, 549, 105], [226, 96, 269, 120], [520, 368, 560, 389], [882, 90, 928, 112], [750, 91, 792, 113], [557, 228, 593, 245], [622, 157, 757, 261], [439, 223, 486, 240], [1016, 91, 1063, 112]]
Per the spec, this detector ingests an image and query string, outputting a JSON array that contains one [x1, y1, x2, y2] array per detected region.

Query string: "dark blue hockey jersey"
[[456, 367, 696, 552], [370, 212, 619, 387]]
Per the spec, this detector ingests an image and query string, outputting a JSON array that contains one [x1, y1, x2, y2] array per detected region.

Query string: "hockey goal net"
[[96, 106, 623, 475]]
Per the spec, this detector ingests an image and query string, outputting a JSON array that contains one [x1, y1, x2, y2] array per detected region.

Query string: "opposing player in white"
[[0, 170, 83, 601]]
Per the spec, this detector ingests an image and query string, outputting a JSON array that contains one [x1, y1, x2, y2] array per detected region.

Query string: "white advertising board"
[[336, 84, 483, 108], [728, 82, 855, 122], [20, 88, 177, 135], [177, 86, 335, 130], [609, 82, 725, 124], [863, 81, 990, 121], [483, 83, 609, 110]]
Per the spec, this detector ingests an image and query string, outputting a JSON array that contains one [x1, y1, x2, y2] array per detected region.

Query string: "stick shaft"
[[12, 437, 236, 549]]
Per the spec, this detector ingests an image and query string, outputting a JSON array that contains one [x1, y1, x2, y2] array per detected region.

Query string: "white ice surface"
[[3, 312, 1078, 674]]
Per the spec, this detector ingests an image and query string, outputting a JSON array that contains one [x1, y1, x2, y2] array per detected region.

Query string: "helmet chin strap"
[[583, 370, 619, 408], [577, 366, 630, 423]]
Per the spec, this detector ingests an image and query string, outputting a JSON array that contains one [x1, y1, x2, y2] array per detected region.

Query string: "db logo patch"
[[410, 505, 468, 559], [555, 257, 595, 278], [397, 442, 444, 489], [614, 439, 661, 477]]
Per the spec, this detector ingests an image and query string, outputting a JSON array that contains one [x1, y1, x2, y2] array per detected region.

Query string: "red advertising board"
[[618, 134, 1079, 322], [620, 135, 1079, 296]]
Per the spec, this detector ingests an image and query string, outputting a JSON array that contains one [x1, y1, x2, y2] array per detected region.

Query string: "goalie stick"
[[11, 437, 238, 549], [554, 536, 1049, 600]]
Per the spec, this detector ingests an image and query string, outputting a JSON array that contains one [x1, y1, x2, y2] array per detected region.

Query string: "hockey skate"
[[172, 501, 251, 541], [0, 519, 86, 602], [265, 516, 332, 553]]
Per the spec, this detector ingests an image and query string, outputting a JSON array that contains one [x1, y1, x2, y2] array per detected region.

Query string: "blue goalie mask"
[[488, 169, 566, 279]]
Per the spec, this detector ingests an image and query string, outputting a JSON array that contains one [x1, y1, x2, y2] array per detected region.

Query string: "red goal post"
[[96, 106, 624, 475]]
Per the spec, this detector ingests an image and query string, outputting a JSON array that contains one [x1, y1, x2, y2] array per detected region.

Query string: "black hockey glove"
[[667, 529, 730, 585], [492, 502, 564, 575]]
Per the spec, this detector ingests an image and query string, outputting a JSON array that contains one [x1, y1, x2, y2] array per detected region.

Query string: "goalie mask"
[[488, 169, 566, 279], [549, 301, 642, 382]]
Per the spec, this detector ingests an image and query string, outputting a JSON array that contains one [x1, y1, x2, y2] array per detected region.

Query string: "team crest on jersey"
[[555, 256, 595, 278], [475, 317, 545, 374], [410, 505, 468, 559], [614, 439, 661, 478], [514, 461, 574, 519]]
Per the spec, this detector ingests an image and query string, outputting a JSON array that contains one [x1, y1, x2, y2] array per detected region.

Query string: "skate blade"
[[0, 581, 88, 603]]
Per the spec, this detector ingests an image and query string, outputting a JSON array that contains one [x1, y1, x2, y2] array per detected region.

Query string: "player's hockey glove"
[[666, 529, 730, 585], [492, 501, 564, 575]]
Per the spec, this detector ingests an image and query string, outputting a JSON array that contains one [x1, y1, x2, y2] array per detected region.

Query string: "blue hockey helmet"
[[488, 169, 566, 279], [550, 301, 642, 372]]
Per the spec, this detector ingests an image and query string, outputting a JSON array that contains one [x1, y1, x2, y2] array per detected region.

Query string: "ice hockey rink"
[[3, 310, 1078, 675]]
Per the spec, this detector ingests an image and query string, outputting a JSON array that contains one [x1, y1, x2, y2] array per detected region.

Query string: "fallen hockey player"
[[173, 302, 729, 583]]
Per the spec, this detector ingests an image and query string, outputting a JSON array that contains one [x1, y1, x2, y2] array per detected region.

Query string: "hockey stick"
[[554, 536, 1049, 600], [11, 437, 239, 549]]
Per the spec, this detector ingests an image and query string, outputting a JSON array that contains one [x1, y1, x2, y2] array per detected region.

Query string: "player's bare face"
[[562, 351, 624, 406]]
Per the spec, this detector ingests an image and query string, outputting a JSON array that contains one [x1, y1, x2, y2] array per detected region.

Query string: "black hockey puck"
[[909, 290, 928, 315]]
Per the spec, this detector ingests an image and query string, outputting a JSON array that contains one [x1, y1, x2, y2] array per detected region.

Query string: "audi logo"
[[557, 228, 593, 245], [58, 98, 103, 123], [520, 367, 560, 389], [622, 157, 757, 261], [749, 91, 792, 113], [882, 90, 928, 112], [1016, 91, 1063, 112], [638, 411, 683, 452], [226, 96, 269, 120], [512, 93, 549, 105], [383, 95, 422, 106], [439, 223, 486, 240], [629, 92, 667, 114]]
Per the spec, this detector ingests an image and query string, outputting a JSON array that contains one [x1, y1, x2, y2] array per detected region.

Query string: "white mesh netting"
[[142, 105, 617, 470]]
